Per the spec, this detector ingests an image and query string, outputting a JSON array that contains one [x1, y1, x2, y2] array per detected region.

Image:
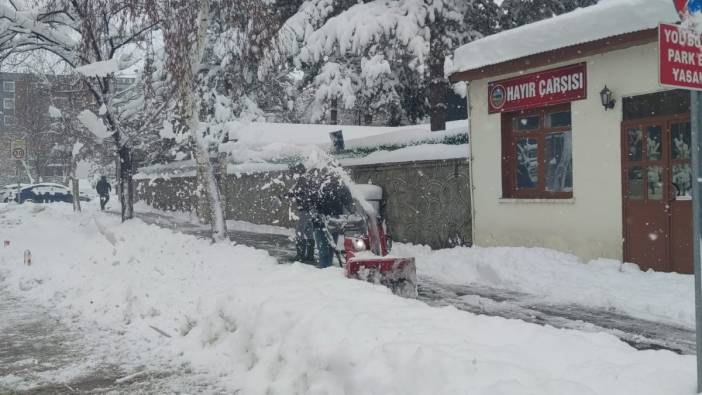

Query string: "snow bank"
[[452, 0, 678, 74], [397, 244, 696, 330], [0, 204, 695, 394]]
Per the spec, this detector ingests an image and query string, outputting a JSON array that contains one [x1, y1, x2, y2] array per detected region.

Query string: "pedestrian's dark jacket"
[[96, 179, 111, 195]]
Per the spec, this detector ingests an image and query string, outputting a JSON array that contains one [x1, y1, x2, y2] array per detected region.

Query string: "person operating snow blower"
[[308, 167, 353, 268], [288, 163, 316, 263]]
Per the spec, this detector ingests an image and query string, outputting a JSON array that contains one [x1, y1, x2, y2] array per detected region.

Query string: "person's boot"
[[294, 238, 307, 262], [303, 240, 316, 262]]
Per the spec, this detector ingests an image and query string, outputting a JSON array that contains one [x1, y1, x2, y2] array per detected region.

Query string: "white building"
[[451, 0, 692, 273]]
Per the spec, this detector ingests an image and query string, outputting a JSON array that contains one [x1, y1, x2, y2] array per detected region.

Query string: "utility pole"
[[692, 90, 702, 392]]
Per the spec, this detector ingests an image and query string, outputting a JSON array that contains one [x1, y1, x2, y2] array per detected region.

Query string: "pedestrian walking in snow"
[[288, 163, 316, 263], [96, 176, 111, 211], [308, 167, 353, 268]]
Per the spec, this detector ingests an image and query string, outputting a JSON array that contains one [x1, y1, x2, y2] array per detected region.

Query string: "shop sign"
[[659, 23, 702, 91], [487, 63, 587, 114]]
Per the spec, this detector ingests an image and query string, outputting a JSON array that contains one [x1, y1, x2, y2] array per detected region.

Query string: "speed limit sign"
[[11, 139, 26, 160]]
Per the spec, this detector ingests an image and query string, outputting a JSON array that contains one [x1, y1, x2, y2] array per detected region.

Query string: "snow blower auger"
[[323, 185, 417, 298]]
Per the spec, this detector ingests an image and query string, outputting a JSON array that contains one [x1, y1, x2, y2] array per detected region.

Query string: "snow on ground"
[[127, 202, 698, 331], [395, 243, 695, 330], [131, 201, 294, 237], [0, 203, 696, 394]]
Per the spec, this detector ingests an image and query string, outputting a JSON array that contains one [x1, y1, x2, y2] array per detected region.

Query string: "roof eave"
[[450, 28, 658, 83]]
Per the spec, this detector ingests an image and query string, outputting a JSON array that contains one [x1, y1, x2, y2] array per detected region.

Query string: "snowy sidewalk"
[[122, 205, 696, 354], [1, 204, 696, 394], [0, 278, 219, 393]]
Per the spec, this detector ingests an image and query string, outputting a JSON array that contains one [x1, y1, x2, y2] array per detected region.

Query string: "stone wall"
[[135, 158, 471, 248], [349, 159, 471, 248]]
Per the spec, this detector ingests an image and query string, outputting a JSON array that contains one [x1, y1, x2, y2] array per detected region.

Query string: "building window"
[[3, 81, 15, 93], [53, 96, 69, 109], [4, 116, 14, 126], [46, 165, 65, 177], [3, 98, 14, 110], [502, 104, 573, 199]]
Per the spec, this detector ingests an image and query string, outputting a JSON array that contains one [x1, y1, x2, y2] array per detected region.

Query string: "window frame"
[[3, 81, 15, 93], [3, 98, 14, 110], [501, 103, 573, 199]]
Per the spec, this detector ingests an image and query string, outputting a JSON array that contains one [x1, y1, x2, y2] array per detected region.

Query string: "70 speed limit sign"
[[11, 139, 26, 160]]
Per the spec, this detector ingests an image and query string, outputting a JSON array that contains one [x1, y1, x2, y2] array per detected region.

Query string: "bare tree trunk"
[[188, 0, 227, 242], [70, 156, 81, 212], [118, 145, 134, 221], [330, 97, 338, 125]]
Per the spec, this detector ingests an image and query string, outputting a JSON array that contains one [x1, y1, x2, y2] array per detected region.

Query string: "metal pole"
[[16, 161, 20, 202], [691, 89, 702, 393]]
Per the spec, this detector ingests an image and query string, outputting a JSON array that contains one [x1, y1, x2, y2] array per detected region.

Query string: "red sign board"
[[659, 23, 702, 91], [487, 63, 587, 114]]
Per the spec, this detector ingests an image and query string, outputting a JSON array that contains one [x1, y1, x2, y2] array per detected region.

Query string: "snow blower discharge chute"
[[321, 184, 417, 298]]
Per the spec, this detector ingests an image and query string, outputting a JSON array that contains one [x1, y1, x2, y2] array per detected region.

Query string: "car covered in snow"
[[0, 183, 30, 202], [15, 183, 91, 204]]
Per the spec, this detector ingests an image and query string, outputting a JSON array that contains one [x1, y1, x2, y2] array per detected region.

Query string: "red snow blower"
[[323, 185, 417, 298]]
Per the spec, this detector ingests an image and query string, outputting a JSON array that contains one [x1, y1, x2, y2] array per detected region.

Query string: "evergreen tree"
[[264, 0, 500, 129], [500, 0, 599, 29]]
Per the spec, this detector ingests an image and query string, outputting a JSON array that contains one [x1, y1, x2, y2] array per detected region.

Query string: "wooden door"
[[621, 115, 692, 273], [669, 120, 693, 273]]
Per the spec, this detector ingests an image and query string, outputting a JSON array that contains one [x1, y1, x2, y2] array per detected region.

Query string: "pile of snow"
[[0, 204, 695, 394], [396, 244, 695, 330], [130, 201, 294, 237], [451, 0, 678, 74]]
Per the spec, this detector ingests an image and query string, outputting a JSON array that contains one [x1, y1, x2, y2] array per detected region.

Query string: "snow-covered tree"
[[500, 0, 599, 29], [0, 0, 159, 221], [143, 0, 230, 241], [141, 0, 290, 241], [265, 0, 499, 130]]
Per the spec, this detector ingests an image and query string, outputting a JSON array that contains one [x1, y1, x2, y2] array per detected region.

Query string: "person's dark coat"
[[96, 177, 111, 196], [309, 169, 352, 217], [289, 171, 315, 212]]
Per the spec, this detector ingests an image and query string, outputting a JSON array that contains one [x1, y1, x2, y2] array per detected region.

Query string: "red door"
[[622, 116, 692, 273]]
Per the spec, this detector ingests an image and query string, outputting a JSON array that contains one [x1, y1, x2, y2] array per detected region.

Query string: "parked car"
[[0, 184, 30, 203], [15, 183, 92, 204]]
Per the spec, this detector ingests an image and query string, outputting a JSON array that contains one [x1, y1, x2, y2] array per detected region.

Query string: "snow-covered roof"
[[452, 0, 678, 75]]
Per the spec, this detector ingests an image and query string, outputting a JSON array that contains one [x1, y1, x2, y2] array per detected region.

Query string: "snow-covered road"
[[417, 279, 695, 354], [0, 286, 221, 393], [1, 204, 696, 394], [124, 209, 696, 355]]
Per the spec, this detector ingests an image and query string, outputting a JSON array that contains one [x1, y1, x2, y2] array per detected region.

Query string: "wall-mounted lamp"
[[600, 85, 616, 111]]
